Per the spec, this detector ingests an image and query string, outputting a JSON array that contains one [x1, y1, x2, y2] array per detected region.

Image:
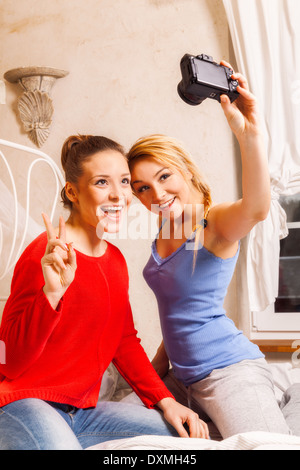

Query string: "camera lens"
[[177, 81, 206, 106]]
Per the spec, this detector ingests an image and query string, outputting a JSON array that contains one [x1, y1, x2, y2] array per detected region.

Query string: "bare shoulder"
[[204, 203, 239, 260]]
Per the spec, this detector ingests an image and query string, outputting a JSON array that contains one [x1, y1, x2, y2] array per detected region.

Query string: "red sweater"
[[0, 232, 173, 408]]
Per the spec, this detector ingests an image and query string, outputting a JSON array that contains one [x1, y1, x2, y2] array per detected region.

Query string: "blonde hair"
[[127, 134, 212, 270]]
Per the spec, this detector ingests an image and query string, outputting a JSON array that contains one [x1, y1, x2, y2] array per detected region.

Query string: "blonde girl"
[[127, 63, 290, 439]]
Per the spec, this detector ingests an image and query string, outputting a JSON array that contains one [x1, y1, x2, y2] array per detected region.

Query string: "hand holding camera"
[[219, 61, 260, 139], [178, 53, 261, 139]]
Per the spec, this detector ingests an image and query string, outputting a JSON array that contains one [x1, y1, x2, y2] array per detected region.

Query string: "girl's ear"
[[180, 165, 193, 181], [186, 170, 193, 180], [65, 182, 78, 203]]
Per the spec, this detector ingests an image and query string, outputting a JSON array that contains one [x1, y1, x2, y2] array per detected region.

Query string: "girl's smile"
[[97, 200, 126, 224], [156, 196, 176, 211]]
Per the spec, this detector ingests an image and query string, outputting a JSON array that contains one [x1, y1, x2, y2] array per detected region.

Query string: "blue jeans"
[[0, 398, 177, 450]]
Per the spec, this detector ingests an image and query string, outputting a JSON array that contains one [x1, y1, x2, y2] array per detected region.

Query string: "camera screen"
[[194, 60, 229, 90]]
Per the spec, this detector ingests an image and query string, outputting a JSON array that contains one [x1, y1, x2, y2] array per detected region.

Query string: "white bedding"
[[88, 431, 300, 451], [91, 361, 300, 451], [268, 361, 300, 401]]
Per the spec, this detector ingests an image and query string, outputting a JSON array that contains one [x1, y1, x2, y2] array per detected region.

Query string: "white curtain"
[[223, 0, 300, 312]]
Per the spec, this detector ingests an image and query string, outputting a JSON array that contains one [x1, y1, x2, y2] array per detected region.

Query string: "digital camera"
[[177, 54, 239, 106]]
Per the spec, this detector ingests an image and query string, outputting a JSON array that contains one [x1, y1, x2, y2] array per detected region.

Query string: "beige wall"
[[0, 0, 240, 358]]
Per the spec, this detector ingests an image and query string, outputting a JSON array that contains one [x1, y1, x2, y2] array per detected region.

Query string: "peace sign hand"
[[41, 213, 77, 309]]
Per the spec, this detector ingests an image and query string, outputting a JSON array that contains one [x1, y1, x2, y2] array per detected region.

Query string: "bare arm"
[[156, 397, 209, 439], [152, 343, 209, 438], [210, 64, 270, 244], [151, 340, 170, 378]]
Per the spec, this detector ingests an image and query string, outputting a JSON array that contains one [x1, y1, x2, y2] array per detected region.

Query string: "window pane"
[[279, 193, 300, 223], [279, 228, 300, 256], [275, 194, 300, 313]]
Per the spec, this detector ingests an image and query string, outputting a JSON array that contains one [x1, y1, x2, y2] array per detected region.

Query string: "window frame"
[[250, 196, 300, 340]]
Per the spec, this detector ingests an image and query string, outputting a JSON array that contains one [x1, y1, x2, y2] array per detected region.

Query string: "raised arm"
[[210, 63, 270, 244], [0, 214, 76, 378]]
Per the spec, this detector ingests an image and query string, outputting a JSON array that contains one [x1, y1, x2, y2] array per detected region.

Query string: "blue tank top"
[[143, 227, 263, 386]]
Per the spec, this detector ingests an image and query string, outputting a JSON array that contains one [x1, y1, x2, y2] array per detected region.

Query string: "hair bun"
[[61, 134, 90, 170]]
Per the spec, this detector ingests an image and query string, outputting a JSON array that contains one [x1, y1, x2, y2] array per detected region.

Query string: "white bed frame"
[[0, 138, 64, 302]]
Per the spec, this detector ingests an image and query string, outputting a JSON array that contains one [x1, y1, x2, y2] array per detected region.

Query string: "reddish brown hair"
[[61, 134, 125, 209]]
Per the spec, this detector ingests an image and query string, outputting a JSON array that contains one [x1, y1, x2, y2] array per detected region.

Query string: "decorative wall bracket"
[[4, 67, 68, 147]]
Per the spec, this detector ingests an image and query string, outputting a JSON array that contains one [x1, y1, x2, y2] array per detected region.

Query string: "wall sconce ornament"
[[4, 67, 68, 147]]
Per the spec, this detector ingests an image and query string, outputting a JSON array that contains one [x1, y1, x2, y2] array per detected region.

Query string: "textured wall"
[[0, 0, 240, 357]]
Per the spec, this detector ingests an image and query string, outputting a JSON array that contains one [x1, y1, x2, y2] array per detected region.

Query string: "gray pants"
[[163, 358, 290, 439], [280, 384, 300, 436]]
